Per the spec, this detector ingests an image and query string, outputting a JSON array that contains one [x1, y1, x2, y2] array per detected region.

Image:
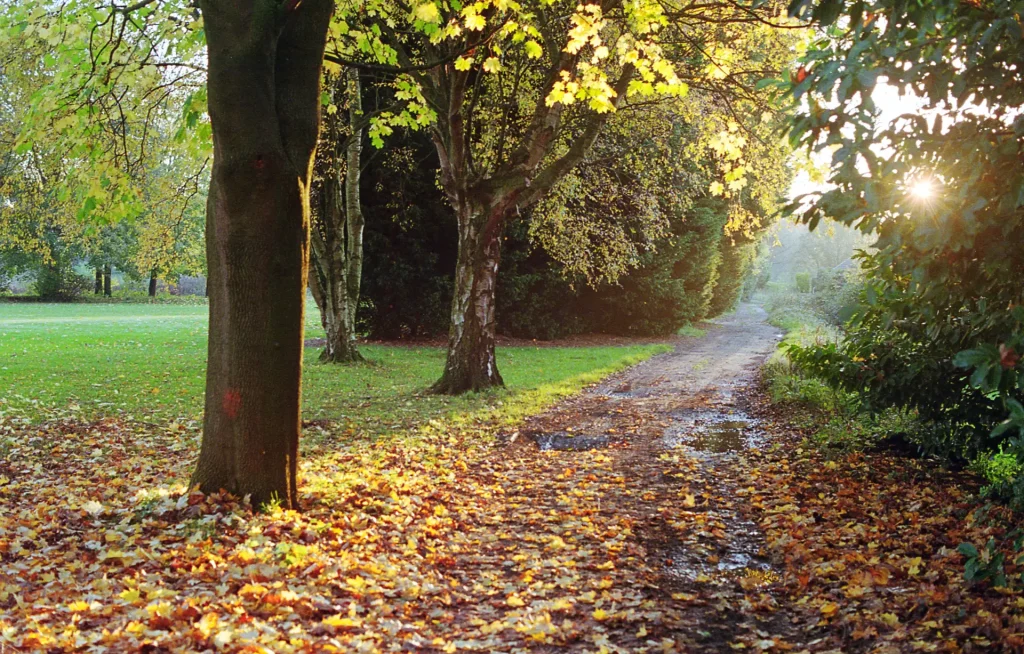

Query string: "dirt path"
[[445, 304, 802, 651], [443, 305, 1019, 652]]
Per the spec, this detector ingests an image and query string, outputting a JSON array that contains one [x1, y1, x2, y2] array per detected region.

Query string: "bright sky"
[[788, 80, 927, 199]]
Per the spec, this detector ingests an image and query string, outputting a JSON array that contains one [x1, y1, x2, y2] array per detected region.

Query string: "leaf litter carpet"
[[2, 304, 1022, 652]]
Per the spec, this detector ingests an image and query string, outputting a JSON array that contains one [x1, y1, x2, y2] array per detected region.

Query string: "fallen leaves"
[[744, 391, 1024, 651], [2, 368, 1023, 652]]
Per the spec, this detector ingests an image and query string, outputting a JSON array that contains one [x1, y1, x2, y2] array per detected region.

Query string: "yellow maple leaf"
[[119, 588, 141, 603], [880, 612, 900, 627], [414, 2, 439, 22]]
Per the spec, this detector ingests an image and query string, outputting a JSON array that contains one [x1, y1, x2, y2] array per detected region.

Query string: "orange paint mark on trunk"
[[222, 389, 242, 419]]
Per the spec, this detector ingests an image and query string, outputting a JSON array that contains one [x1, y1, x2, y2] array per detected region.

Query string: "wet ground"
[[505, 303, 795, 650]]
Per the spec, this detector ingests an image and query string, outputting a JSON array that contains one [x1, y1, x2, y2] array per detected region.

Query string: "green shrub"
[[794, 272, 812, 293], [34, 263, 91, 300], [971, 447, 1024, 510], [973, 448, 1024, 486], [708, 239, 756, 317], [583, 200, 729, 335]]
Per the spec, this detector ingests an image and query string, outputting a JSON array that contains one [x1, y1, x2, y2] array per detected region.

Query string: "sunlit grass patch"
[[0, 303, 666, 436]]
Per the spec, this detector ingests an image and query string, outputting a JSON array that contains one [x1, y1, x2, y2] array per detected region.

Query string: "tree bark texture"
[[308, 68, 365, 364], [103, 264, 111, 297], [148, 271, 157, 297], [429, 204, 505, 393], [190, 0, 332, 509], [94, 268, 102, 294]]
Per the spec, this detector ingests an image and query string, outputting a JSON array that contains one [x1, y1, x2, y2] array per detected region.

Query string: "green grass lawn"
[[0, 302, 668, 435]]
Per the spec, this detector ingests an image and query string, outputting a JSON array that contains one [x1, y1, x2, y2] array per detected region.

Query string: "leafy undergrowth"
[[743, 391, 1024, 652]]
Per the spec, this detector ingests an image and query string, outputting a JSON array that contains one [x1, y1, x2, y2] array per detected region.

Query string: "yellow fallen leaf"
[[237, 583, 267, 598], [323, 615, 362, 630], [146, 601, 172, 617], [235, 547, 256, 563], [506, 594, 526, 607], [550, 597, 574, 610], [820, 601, 839, 617], [906, 557, 923, 576], [195, 612, 219, 639], [593, 608, 610, 620], [119, 589, 141, 603], [346, 576, 368, 592]]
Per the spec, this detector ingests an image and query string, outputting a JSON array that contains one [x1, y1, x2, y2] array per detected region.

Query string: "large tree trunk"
[[94, 267, 102, 294], [190, 0, 332, 510], [103, 265, 111, 297], [308, 68, 364, 364], [430, 204, 507, 393], [148, 271, 157, 297]]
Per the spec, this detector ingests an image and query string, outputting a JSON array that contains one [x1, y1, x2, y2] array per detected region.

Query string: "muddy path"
[[463, 303, 803, 651]]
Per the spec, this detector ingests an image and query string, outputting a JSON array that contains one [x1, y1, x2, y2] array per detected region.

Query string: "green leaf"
[[957, 542, 979, 559]]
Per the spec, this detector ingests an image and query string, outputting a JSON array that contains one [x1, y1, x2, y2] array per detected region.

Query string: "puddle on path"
[[531, 432, 617, 451], [663, 518, 779, 588], [603, 387, 653, 400], [659, 408, 778, 588], [661, 410, 763, 453], [665, 548, 778, 587]]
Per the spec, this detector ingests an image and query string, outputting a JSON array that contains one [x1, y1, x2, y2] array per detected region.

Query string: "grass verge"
[[0, 303, 668, 440]]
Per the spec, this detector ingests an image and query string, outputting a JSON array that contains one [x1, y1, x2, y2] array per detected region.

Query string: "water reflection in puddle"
[[661, 410, 762, 452], [531, 432, 616, 451], [665, 547, 778, 587]]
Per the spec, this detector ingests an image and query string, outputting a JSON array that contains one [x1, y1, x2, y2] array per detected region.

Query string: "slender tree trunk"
[[308, 68, 364, 363], [94, 268, 102, 294], [190, 0, 332, 509], [103, 265, 111, 297], [148, 271, 157, 297], [430, 204, 507, 393], [342, 69, 365, 357]]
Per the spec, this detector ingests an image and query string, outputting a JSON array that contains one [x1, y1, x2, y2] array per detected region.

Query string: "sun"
[[909, 178, 937, 201]]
